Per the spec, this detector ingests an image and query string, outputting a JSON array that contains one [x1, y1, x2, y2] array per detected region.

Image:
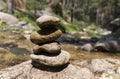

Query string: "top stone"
[[36, 15, 60, 29]]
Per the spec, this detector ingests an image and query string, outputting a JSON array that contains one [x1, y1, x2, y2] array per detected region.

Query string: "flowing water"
[[62, 44, 120, 61]]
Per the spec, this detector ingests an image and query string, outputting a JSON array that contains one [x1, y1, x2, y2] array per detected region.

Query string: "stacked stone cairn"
[[30, 15, 71, 67]]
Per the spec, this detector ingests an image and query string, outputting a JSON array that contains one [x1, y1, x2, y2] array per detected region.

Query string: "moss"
[[4, 53, 16, 61], [52, 14, 80, 32], [0, 48, 16, 61], [0, 24, 6, 29], [11, 27, 17, 31], [86, 29, 102, 37], [0, 33, 5, 39], [13, 11, 39, 31], [57, 21, 80, 33]]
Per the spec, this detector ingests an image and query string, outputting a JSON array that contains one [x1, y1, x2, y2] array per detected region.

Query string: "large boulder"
[[30, 28, 62, 44], [79, 58, 120, 79], [76, 58, 120, 79], [30, 50, 71, 66], [0, 12, 18, 24], [94, 40, 120, 52], [0, 60, 95, 79], [79, 58, 115, 73]]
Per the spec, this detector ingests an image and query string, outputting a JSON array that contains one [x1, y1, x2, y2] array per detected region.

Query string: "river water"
[[0, 31, 120, 69]]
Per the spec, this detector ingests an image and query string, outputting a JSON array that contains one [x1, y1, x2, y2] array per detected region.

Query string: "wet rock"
[[81, 43, 93, 52], [36, 15, 60, 29], [30, 50, 71, 66], [111, 18, 120, 26], [57, 34, 79, 44], [94, 40, 120, 52], [30, 28, 62, 44], [33, 42, 61, 54], [109, 18, 120, 32], [0, 60, 95, 79]]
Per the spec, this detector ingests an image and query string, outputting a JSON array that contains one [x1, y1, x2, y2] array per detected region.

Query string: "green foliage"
[[79, 21, 86, 27], [11, 27, 17, 31], [0, 24, 6, 29], [9, 0, 120, 33], [109, 34, 120, 39], [52, 14, 80, 32], [58, 21, 80, 33], [19, 17, 39, 31], [26, 0, 46, 11], [13, 11, 39, 31], [0, 33, 5, 39], [14, 11, 24, 18], [85, 29, 102, 37]]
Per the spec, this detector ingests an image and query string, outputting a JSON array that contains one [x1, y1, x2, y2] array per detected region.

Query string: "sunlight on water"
[[62, 44, 120, 61]]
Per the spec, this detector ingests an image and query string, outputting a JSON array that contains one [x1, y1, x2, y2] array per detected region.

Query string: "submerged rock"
[[81, 43, 93, 52]]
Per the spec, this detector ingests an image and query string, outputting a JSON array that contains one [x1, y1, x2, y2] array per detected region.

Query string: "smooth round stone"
[[36, 15, 60, 29], [33, 42, 61, 54], [30, 28, 62, 44], [30, 50, 71, 66]]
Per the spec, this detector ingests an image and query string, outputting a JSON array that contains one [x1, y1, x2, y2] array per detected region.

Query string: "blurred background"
[[0, 0, 120, 32], [0, 0, 120, 70]]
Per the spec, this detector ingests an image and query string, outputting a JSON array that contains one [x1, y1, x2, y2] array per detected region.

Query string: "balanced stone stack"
[[30, 15, 71, 67]]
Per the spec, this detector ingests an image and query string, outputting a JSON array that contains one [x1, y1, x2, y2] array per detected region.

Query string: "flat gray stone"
[[36, 15, 60, 29], [33, 42, 61, 54], [30, 50, 71, 66]]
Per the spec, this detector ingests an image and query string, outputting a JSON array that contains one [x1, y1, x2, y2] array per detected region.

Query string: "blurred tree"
[[7, 0, 14, 14], [14, 0, 26, 12]]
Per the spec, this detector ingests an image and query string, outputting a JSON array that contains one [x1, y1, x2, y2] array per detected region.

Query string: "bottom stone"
[[30, 50, 71, 66], [0, 60, 95, 79]]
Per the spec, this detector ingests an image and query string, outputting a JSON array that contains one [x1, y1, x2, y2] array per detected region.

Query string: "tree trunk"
[[7, 0, 14, 14], [13, 0, 26, 12], [114, 0, 118, 18], [71, 0, 74, 22], [60, 0, 65, 19]]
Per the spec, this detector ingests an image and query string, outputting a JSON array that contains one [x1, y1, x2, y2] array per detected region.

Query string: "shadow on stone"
[[37, 27, 57, 35], [32, 60, 69, 72], [34, 51, 60, 56]]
